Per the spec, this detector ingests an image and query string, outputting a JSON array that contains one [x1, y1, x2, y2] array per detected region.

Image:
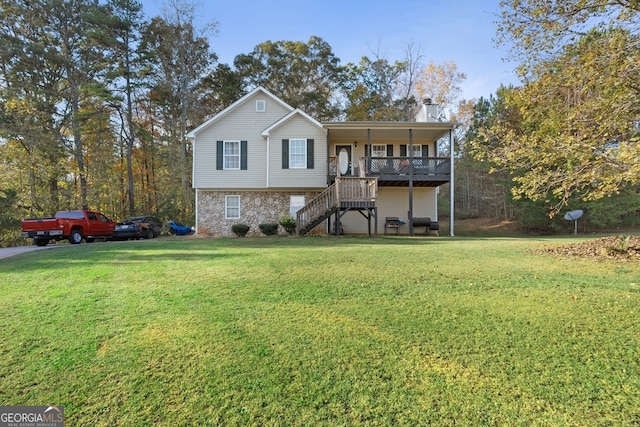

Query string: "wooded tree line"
[[446, 0, 640, 232], [0, 0, 468, 245], [2, 0, 639, 246]]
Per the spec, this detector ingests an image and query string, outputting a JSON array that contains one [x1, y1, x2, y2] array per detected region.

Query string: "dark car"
[[114, 216, 163, 240], [168, 221, 194, 236]]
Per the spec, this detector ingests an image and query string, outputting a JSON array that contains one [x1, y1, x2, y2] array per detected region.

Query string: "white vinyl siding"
[[225, 195, 240, 219], [289, 139, 307, 169], [339, 187, 437, 234], [269, 115, 327, 188], [192, 92, 291, 189]]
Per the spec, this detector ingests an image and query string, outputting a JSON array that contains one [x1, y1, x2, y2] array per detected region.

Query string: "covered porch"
[[323, 121, 457, 236]]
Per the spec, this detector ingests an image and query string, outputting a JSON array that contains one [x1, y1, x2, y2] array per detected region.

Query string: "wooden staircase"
[[296, 177, 378, 235]]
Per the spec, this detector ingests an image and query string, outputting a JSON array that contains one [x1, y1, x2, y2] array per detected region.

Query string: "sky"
[[139, 0, 521, 101]]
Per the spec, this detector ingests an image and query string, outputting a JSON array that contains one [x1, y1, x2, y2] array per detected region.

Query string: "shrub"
[[231, 223, 250, 237], [279, 214, 297, 235], [259, 223, 279, 236]]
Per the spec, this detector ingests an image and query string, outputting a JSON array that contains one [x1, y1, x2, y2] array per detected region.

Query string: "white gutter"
[[266, 136, 270, 187], [195, 189, 199, 235], [449, 129, 455, 237]]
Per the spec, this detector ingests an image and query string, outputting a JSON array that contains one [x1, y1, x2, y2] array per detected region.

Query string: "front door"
[[335, 145, 352, 176]]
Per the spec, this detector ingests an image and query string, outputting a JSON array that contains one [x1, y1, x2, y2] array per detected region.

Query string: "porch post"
[[327, 129, 332, 183], [449, 129, 455, 237], [408, 128, 414, 236]]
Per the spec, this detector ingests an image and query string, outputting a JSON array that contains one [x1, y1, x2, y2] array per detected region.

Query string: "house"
[[187, 87, 457, 237]]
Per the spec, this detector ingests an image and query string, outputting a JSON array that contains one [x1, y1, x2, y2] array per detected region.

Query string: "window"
[[372, 144, 387, 157], [290, 195, 305, 217], [225, 195, 240, 219], [224, 141, 240, 170], [282, 139, 313, 169], [256, 100, 266, 112], [410, 146, 422, 157], [217, 141, 247, 170], [289, 139, 307, 168]]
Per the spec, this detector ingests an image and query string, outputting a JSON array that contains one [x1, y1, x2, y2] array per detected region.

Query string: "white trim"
[[261, 109, 325, 137], [256, 99, 266, 112], [266, 136, 270, 188], [290, 195, 305, 217], [289, 138, 307, 169], [195, 189, 199, 234], [225, 195, 241, 219], [371, 144, 386, 157], [223, 140, 241, 170], [186, 87, 294, 138]]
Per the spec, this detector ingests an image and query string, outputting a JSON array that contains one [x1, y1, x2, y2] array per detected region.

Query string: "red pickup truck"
[[21, 210, 116, 246]]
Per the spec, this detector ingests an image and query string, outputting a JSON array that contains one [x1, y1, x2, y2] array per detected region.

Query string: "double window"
[[371, 144, 387, 157]]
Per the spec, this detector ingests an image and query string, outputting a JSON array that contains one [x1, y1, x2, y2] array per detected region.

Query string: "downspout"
[[191, 135, 198, 234], [449, 129, 455, 237], [266, 136, 270, 188], [327, 129, 331, 185], [195, 189, 199, 235], [408, 128, 414, 236]]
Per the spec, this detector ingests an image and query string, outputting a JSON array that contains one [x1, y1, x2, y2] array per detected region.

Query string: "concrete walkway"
[[0, 245, 63, 260]]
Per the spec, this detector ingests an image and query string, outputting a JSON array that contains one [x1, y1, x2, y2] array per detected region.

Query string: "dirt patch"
[[535, 235, 640, 260], [441, 218, 522, 236]]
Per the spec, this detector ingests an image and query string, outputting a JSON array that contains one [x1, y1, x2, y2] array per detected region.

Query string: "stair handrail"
[[296, 183, 338, 233]]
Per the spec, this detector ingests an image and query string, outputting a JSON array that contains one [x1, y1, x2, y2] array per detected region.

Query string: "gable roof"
[[261, 108, 325, 137], [186, 86, 294, 138]]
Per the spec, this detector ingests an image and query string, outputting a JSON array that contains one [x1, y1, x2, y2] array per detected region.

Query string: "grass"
[[1, 235, 639, 426]]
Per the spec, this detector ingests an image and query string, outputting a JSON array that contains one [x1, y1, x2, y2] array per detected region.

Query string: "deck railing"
[[329, 156, 450, 177], [296, 177, 377, 234], [366, 157, 451, 176]]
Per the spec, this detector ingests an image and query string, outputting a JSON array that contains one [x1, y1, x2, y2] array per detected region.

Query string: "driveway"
[[0, 245, 62, 260]]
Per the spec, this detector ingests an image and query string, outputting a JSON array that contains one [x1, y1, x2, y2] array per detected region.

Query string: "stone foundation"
[[197, 190, 323, 237]]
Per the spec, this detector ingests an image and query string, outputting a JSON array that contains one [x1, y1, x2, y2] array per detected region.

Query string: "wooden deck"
[[329, 156, 451, 187], [296, 177, 377, 235]]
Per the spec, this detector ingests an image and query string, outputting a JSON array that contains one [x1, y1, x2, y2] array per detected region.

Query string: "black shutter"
[[422, 144, 429, 157], [306, 139, 314, 169], [365, 144, 370, 156], [216, 141, 223, 170], [241, 141, 248, 170], [282, 139, 289, 169], [386, 144, 393, 156], [400, 145, 407, 156]]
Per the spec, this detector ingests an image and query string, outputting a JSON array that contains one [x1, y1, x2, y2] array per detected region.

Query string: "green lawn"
[[1, 236, 639, 426]]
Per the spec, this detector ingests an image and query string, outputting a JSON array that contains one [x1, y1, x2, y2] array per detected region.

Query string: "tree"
[[415, 60, 466, 117], [343, 43, 425, 121], [48, 0, 112, 210], [492, 1, 640, 215], [343, 55, 407, 121], [234, 36, 344, 121], [451, 89, 518, 221], [496, 0, 640, 75], [479, 28, 640, 214], [0, 0, 111, 214], [102, 0, 145, 215], [139, 1, 217, 219]]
